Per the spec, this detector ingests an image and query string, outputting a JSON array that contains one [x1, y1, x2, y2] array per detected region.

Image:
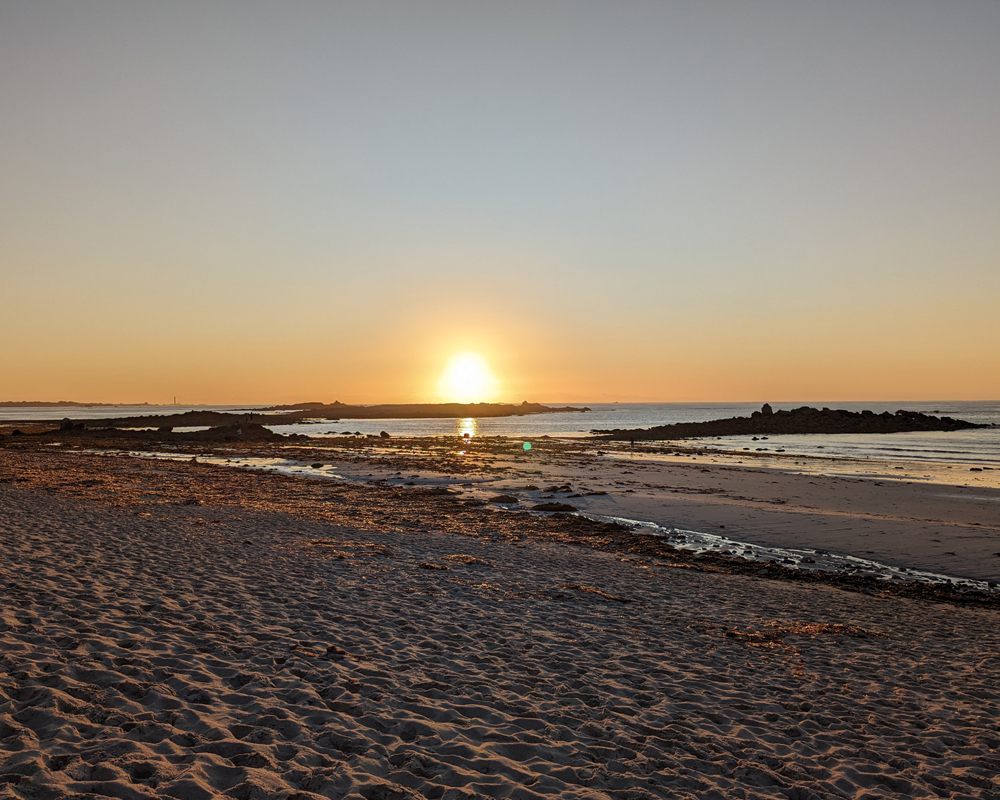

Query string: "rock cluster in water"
[[593, 405, 984, 441]]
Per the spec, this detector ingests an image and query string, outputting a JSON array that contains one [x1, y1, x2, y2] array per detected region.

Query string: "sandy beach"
[[2, 443, 1000, 799]]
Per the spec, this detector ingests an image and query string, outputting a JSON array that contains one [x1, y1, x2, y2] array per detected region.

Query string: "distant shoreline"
[[0, 401, 152, 408], [0, 401, 590, 427]]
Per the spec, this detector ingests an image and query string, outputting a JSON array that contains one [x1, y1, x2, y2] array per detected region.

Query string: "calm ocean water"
[[289, 401, 1000, 467], [4, 401, 998, 467]]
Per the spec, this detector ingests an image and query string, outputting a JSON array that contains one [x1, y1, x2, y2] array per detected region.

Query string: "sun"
[[439, 353, 497, 403]]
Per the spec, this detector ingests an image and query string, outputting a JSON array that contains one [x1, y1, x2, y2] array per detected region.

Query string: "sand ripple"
[[2, 484, 999, 799]]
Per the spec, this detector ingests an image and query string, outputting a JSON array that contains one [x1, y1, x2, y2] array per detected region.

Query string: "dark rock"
[[59, 417, 73, 431], [183, 423, 282, 442], [380, 431, 390, 438], [11, 430, 22, 436], [158, 426, 173, 433], [761, 403, 773, 415], [487, 495, 519, 504], [595, 405, 984, 441], [533, 502, 578, 513]]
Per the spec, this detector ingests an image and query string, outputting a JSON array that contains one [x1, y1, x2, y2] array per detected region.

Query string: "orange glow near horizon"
[[1, 321, 999, 405]]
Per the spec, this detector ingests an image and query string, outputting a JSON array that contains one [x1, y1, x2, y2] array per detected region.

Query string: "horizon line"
[[2, 398, 997, 408]]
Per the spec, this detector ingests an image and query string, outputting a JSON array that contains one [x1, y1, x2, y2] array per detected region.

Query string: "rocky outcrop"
[[532, 502, 578, 513], [594, 405, 985, 441], [18, 422, 284, 444]]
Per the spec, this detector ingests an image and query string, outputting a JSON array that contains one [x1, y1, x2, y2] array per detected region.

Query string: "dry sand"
[[2, 446, 1000, 799]]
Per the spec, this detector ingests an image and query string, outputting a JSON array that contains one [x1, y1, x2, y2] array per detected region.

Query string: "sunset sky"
[[2, 1, 998, 404]]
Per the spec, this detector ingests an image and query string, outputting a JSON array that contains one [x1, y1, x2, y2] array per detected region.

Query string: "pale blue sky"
[[1, 1, 998, 402]]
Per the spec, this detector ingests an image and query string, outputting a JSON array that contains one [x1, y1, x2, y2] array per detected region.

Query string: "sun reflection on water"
[[458, 417, 478, 440]]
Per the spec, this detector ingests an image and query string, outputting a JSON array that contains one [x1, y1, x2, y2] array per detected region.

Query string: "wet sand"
[[2, 444, 1000, 799], [94, 434, 997, 584]]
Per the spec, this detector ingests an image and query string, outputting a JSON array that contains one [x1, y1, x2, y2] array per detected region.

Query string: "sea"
[[3, 400, 999, 468]]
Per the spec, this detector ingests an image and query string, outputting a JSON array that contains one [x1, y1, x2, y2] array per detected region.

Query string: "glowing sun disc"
[[440, 353, 496, 403]]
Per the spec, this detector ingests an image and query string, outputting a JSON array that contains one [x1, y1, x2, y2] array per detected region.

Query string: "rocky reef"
[[593, 404, 985, 441], [5, 422, 286, 444]]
